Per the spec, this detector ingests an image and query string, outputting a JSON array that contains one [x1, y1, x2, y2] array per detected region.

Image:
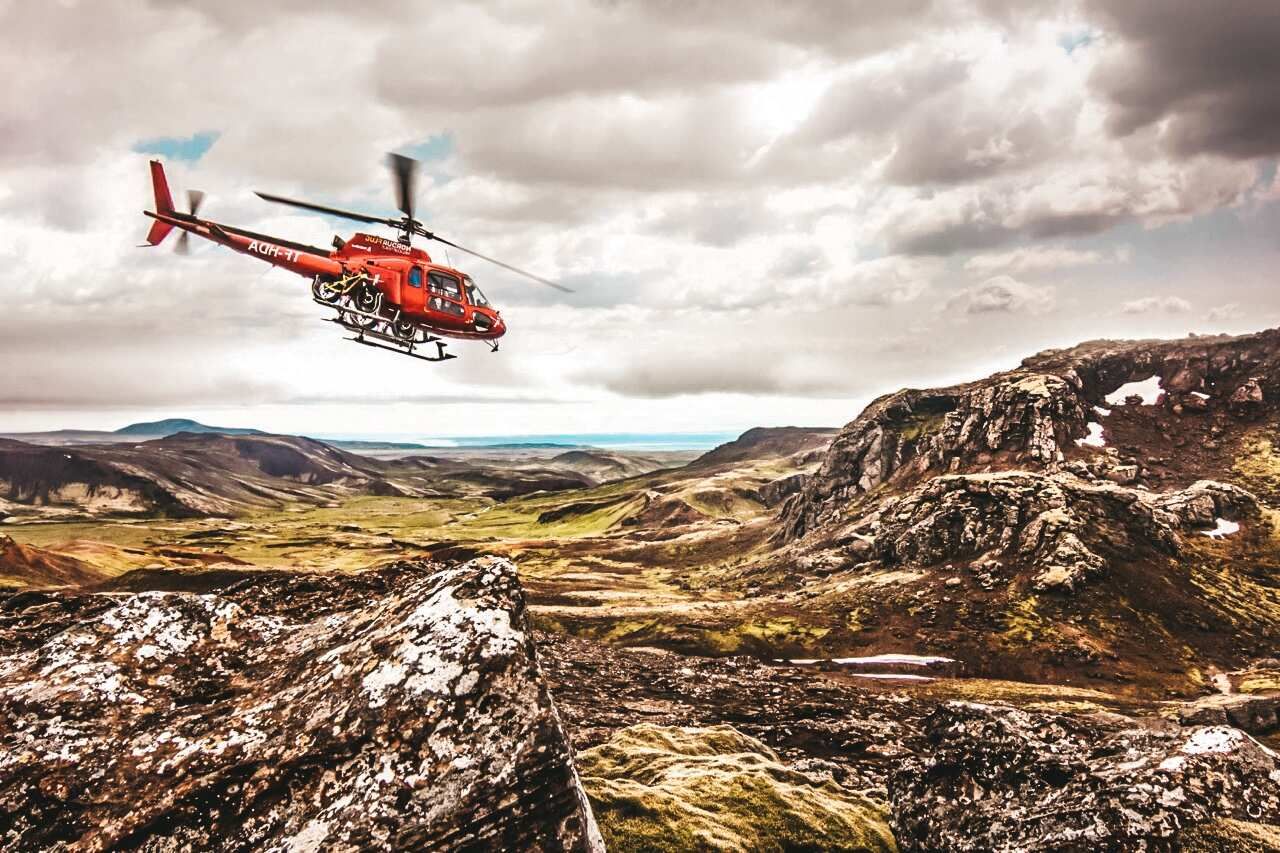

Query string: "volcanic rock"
[[890, 701, 1280, 852], [784, 328, 1280, 540], [856, 472, 1256, 593], [1231, 378, 1265, 418], [0, 558, 602, 851]]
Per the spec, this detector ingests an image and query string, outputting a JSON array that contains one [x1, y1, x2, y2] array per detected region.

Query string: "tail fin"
[[143, 160, 176, 246]]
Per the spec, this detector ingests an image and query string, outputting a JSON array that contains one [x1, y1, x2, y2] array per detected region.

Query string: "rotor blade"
[[423, 230, 574, 293], [175, 231, 190, 255], [187, 189, 205, 217], [254, 192, 390, 226], [388, 153, 417, 221]]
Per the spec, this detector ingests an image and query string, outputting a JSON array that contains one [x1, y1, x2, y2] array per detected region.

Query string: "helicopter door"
[[402, 265, 427, 313], [427, 271, 467, 322]]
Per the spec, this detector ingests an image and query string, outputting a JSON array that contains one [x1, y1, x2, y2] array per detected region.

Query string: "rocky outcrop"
[[890, 701, 1280, 852], [784, 328, 1280, 539], [860, 473, 1258, 592], [579, 723, 897, 853], [0, 558, 602, 851]]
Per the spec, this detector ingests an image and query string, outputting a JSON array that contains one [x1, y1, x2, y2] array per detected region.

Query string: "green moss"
[[702, 618, 831, 655], [1233, 433, 1280, 499], [1179, 819, 1280, 852], [1240, 675, 1280, 694], [579, 724, 898, 853], [898, 412, 947, 443]]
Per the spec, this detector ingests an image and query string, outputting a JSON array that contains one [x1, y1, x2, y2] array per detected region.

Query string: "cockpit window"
[[463, 276, 489, 307], [428, 271, 461, 299], [407, 266, 423, 288]]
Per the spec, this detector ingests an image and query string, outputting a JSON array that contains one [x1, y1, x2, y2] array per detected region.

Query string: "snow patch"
[[1182, 726, 1243, 755], [1075, 422, 1106, 448], [785, 654, 953, 667], [1105, 376, 1163, 406], [1190, 391, 1210, 400], [1094, 406, 1111, 417], [846, 673, 935, 682], [1202, 518, 1240, 539]]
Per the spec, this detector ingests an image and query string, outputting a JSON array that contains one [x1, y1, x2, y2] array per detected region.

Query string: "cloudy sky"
[[2, 0, 1278, 439]]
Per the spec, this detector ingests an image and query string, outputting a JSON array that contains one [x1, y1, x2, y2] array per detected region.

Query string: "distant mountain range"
[[114, 418, 264, 436]]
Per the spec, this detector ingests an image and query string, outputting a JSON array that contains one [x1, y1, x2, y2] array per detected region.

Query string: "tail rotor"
[[174, 190, 205, 255]]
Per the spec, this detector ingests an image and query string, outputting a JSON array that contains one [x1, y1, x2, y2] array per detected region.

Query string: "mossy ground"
[[579, 724, 898, 853], [1179, 819, 1280, 852]]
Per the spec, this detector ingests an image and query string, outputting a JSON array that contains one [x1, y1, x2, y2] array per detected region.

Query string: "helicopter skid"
[[323, 316, 455, 362], [346, 333, 456, 363]]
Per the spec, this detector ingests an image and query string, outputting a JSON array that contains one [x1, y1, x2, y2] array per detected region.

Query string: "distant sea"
[[311, 432, 741, 452]]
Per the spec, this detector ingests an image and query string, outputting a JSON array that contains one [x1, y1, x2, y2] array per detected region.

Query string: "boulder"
[[1180, 694, 1280, 734], [890, 701, 1280, 852], [1231, 378, 1265, 418], [0, 558, 602, 852], [579, 724, 897, 853]]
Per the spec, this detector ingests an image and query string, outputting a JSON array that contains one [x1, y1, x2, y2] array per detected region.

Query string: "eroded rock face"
[[0, 558, 602, 852], [784, 328, 1280, 540], [890, 701, 1280, 852], [863, 473, 1257, 592]]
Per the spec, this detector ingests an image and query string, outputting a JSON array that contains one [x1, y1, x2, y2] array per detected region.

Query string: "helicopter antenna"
[[254, 153, 574, 293]]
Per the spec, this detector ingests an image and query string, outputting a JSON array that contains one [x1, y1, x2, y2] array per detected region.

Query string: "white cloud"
[[1120, 296, 1192, 314], [945, 276, 1056, 315]]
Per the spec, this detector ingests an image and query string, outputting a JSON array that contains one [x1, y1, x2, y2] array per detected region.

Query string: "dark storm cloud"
[[1087, 0, 1280, 159]]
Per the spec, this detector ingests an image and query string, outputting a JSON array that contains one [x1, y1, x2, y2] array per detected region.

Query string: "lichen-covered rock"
[[889, 701, 1280, 852], [579, 723, 898, 853], [856, 472, 1256, 592], [0, 558, 602, 852]]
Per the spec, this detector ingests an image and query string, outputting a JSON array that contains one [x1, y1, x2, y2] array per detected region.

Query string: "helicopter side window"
[[407, 266, 423, 288], [428, 271, 462, 300]]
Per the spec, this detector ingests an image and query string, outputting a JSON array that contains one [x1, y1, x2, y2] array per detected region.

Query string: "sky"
[[2, 0, 1279, 439]]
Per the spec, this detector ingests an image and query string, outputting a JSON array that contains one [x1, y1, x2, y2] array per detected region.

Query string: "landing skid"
[[346, 332, 455, 362], [313, 292, 456, 363]]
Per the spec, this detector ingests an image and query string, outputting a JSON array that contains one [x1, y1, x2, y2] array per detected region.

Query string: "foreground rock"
[[579, 723, 897, 853], [890, 701, 1280, 851], [0, 558, 602, 851]]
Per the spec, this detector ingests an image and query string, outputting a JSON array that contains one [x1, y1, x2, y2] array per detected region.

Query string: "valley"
[[7, 330, 1280, 849]]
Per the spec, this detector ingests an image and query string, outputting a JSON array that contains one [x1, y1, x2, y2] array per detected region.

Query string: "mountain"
[[745, 328, 1280, 692], [113, 418, 264, 436], [0, 432, 595, 519], [692, 426, 837, 468]]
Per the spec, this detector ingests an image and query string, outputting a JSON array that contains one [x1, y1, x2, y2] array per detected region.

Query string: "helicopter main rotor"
[[255, 154, 572, 293]]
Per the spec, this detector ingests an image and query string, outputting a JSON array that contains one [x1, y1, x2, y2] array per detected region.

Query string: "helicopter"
[[141, 154, 570, 362]]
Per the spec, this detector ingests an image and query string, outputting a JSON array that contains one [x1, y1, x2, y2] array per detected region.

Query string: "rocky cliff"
[[0, 558, 602, 851], [783, 328, 1280, 538]]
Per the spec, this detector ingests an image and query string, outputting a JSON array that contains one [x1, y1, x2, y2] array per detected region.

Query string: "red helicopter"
[[141, 154, 570, 362]]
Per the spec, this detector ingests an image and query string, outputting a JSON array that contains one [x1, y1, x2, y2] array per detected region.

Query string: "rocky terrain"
[[0, 558, 602, 851], [6, 329, 1280, 848]]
